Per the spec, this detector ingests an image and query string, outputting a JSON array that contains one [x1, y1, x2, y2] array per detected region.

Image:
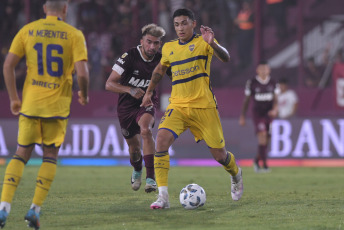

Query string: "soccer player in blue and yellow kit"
[[141, 8, 244, 209], [0, 0, 89, 228]]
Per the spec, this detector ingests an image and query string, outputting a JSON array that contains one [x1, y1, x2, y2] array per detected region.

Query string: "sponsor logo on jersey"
[[133, 70, 139, 75], [189, 44, 195, 51], [121, 52, 128, 58], [172, 65, 200, 77], [117, 58, 125, 65], [128, 77, 150, 88], [255, 92, 274, 101]]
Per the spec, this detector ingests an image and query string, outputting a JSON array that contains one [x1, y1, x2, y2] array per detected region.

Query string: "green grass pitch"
[[0, 166, 343, 229]]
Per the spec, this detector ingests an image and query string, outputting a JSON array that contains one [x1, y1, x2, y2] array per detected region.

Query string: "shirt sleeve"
[[244, 79, 252, 96], [9, 29, 25, 58], [112, 51, 132, 76], [160, 44, 171, 67], [291, 91, 298, 103], [73, 30, 88, 62]]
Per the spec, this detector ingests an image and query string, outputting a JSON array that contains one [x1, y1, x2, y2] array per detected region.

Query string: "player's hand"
[[140, 91, 153, 108], [200, 25, 215, 45], [78, 91, 89, 106], [239, 115, 246, 126], [129, 87, 145, 99], [268, 109, 278, 118], [10, 99, 21, 116]]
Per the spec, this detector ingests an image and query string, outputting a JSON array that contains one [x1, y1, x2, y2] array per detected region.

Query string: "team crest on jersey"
[[121, 128, 130, 137], [189, 44, 195, 51], [121, 52, 128, 58]]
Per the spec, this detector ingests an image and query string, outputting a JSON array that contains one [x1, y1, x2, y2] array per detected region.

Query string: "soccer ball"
[[179, 183, 206, 210]]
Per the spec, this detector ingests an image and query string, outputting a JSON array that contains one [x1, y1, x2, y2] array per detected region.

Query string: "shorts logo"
[[189, 44, 195, 51], [121, 128, 130, 137]]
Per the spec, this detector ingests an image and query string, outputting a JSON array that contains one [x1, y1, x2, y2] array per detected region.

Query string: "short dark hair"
[[173, 8, 195, 21], [259, 60, 268, 65], [279, 77, 289, 84]]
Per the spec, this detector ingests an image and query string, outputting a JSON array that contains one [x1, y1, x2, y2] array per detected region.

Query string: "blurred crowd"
[[0, 0, 341, 91], [0, 0, 261, 91]]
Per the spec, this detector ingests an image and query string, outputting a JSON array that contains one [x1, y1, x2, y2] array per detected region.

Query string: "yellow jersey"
[[9, 16, 88, 119], [161, 33, 217, 108]]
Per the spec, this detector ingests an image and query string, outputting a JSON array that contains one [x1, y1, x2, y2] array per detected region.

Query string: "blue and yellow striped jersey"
[[161, 33, 217, 108], [9, 16, 87, 118]]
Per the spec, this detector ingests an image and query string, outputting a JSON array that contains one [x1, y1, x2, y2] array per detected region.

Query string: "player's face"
[[279, 83, 287, 92], [140, 34, 161, 59], [173, 16, 196, 42], [257, 64, 270, 78]]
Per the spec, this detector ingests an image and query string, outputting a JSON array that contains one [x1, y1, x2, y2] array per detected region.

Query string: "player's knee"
[[140, 128, 152, 139], [210, 149, 227, 164], [156, 135, 174, 152]]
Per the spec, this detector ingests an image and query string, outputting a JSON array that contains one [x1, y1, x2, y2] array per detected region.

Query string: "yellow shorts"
[[158, 104, 225, 148], [18, 115, 68, 147]]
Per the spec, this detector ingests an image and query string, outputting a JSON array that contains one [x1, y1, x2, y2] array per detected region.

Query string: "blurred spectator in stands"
[[265, 0, 288, 41], [87, 32, 103, 90], [234, 1, 254, 70], [169, 0, 184, 14], [0, 48, 7, 90], [159, 1, 172, 38], [118, 0, 134, 50], [29, 0, 44, 21], [66, 0, 81, 27], [304, 57, 323, 87], [1, 0, 21, 44], [226, 0, 240, 21], [277, 77, 298, 119], [333, 49, 344, 64], [77, 0, 109, 36]]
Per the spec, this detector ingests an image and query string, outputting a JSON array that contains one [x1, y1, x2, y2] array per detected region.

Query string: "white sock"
[[159, 186, 168, 197], [0, 202, 11, 214], [30, 204, 41, 213]]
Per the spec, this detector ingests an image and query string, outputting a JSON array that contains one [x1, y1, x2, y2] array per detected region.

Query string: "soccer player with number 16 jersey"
[[0, 0, 89, 229]]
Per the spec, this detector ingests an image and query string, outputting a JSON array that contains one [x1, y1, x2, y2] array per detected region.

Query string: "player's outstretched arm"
[[105, 70, 145, 99], [200, 25, 230, 62], [268, 96, 278, 118], [3, 52, 22, 115], [141, 63, 168, 108], [75, 60, 89, 106], [239, 96, 250, 126]]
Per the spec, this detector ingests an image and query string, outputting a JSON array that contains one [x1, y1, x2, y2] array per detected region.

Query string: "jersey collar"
[[44, 15, 62, 21], [178, 32, 196, 45], [256, 75, 271, 85], [137, 45, 154, 62]]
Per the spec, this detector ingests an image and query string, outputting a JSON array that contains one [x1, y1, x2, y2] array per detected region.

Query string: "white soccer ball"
[[179, 183, 206, 210]]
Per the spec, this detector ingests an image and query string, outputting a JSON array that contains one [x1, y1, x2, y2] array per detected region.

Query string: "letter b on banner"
[[270, 120, 292, 157]]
